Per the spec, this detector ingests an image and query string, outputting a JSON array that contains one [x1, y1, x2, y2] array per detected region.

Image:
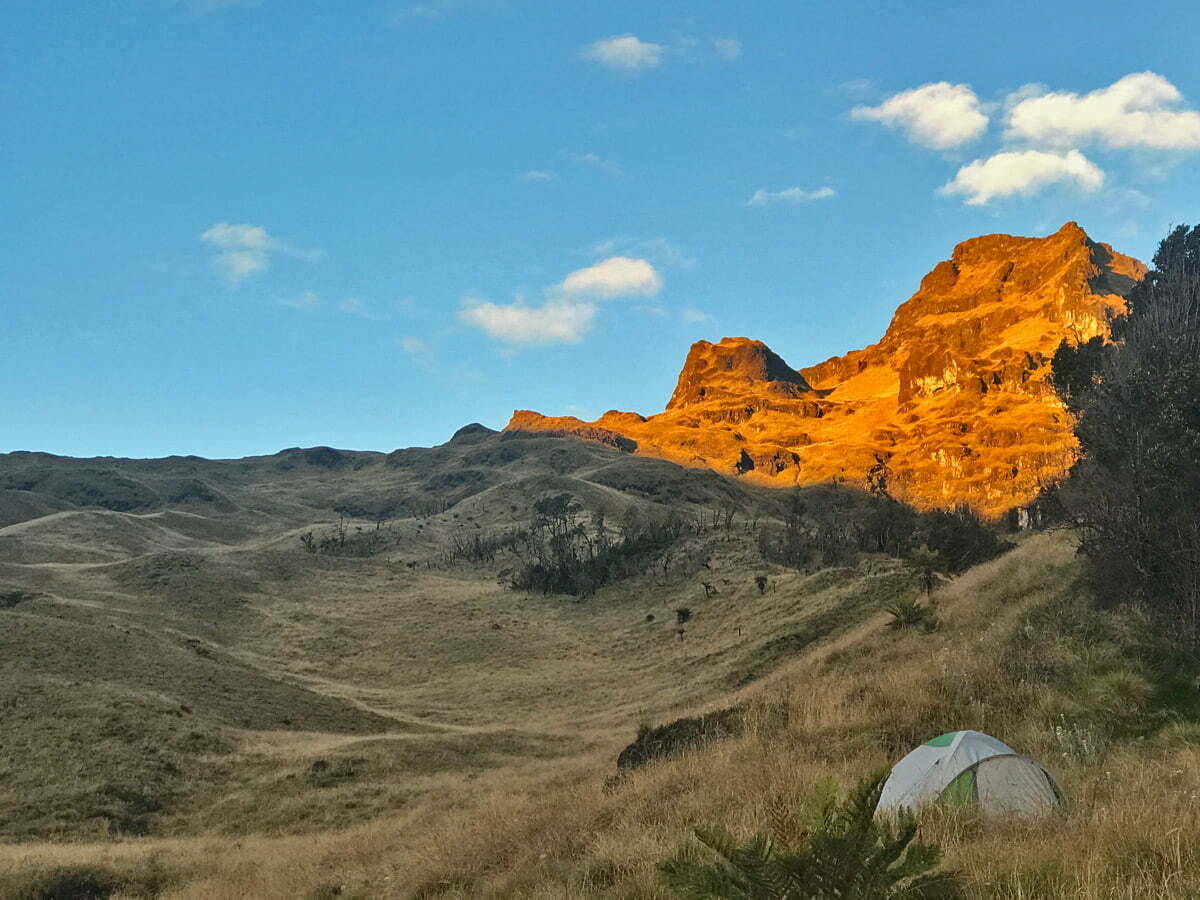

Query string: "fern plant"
[[661, 773, 961, 899]]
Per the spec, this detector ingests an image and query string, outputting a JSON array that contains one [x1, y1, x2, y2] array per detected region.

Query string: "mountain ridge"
[[505, 222, 1146, 519]]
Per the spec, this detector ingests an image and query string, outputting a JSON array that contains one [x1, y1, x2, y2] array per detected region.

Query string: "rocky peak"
[[505, 223, 1146, 519], [666, 337, 812, 410]]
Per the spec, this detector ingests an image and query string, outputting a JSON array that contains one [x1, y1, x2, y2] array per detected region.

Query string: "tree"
[[1051, 224, 1200, 643], [906, 545, 944, 599], [661, 772, 960, 899]]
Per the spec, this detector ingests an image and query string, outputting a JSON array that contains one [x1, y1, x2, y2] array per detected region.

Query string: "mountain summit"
[[506, 223, 1145, 519]]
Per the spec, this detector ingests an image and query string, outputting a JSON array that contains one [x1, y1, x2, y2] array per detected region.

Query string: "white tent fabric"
[[974, 755, 1061, 815], [877, 730, 1061, 816]]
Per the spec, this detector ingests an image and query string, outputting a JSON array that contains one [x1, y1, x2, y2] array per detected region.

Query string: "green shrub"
[[661, 772, 960, 899]]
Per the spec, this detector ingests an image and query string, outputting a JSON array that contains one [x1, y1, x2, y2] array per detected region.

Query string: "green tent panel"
[[940, 768, 976, 806], [923, 732, 958, 748]]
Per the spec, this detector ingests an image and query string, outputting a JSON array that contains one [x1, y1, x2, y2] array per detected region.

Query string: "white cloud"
[[201, 223, 275, 284], [940, 149, 1104, 206], [852, 82, 988, 149], [518, 169, 558, 182], [712, 38, 742, 61], [459, 298, 597, 344], [582, 35, 664, 72], [459, 256, 663, 345], [1005, 72, 1200, 150], [277, 291, 319, 309], [557, 256, 662, 299], [400, 336, 427, 354], [747, 186, 835, 207], [200, 222, 320, 285], [573, 151, 623, 177], [681, 307, 716, 325]]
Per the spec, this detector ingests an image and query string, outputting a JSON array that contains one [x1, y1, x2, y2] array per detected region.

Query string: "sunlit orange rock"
[[505, 223, 1145, 519]]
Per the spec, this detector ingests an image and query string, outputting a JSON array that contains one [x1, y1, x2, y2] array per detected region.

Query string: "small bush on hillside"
[[617, 707, 743, 770], [907, 545, 945, 598], [886, 596, 939, 632], [661, 772, 961, 899], [1, 857, 179, 900], [5, 864, 120, 900]]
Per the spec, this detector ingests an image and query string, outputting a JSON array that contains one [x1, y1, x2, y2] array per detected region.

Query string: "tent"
[[877, 730, 1063, 817]]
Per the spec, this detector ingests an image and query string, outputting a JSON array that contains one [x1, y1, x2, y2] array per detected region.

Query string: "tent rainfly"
[[877, 730, 1063, 817]]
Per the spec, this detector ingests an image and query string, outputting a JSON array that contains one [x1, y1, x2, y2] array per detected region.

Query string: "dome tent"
[[878, 730, 1063, 817]]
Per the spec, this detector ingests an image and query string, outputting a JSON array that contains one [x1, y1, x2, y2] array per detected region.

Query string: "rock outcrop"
[[505, 223, 1146, 519]]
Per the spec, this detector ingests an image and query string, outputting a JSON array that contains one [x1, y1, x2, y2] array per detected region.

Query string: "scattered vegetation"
[[758, 490, 1011, 575], [300, 516, 396, 557], [508, 494, 691, 596]]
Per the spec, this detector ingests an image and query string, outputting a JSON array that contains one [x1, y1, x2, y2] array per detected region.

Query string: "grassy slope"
[[0, 436, 1197, 898], [2, 534, 1197, 898]]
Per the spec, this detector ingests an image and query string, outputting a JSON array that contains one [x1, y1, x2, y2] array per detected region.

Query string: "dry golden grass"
[[4, 530, 1196, 899]]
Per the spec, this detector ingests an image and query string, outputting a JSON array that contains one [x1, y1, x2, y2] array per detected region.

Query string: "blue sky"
[[5, 0, 1200, 458]]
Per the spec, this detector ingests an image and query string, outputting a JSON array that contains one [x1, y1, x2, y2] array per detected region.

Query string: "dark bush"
[[6, 864, 120, 900], [617, 708, 743, 770]]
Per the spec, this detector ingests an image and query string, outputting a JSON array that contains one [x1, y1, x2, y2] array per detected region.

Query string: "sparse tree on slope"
[[1052, 224, 1200, 643]]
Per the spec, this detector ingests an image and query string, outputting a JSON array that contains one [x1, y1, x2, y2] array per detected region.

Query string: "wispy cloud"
[[517, 169, 558, 183], [588, 236, 698, 269], [200, 223, 321, 286], [573, 151, 623, 178], [582, 32, 742, 73], [747, 186, 835, 207], [581, 34, 664, 72], [712, 38, 742, 61], [852, 82, 989, 149], [277, 291, 319, 309], [940, 149, 1104, 206], [179, 0, 262, 13], [681, 307, 716, 325], [391, 0, 507, 24], [400, 336, 428, 355]]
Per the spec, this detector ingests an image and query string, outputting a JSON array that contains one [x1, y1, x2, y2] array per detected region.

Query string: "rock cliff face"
[[505, 223, 1145, 519]]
